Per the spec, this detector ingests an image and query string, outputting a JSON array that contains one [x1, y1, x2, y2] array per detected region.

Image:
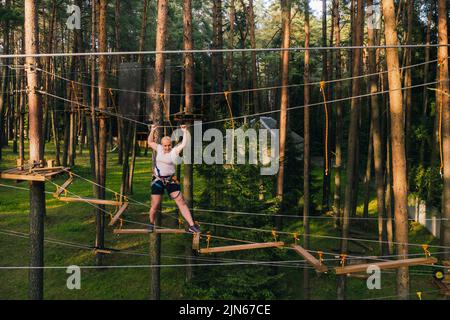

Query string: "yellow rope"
[[439, 92, 444, 176], [320, 81, 329, 176], [224, 91, 235, 130]]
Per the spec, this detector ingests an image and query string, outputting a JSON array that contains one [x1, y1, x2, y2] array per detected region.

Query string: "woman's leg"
[[171, 192, 195, 226], [149, 195, 162, 224]]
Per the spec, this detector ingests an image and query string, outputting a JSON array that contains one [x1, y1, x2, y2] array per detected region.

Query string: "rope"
[[37, 79, 447, 130], [2, 43, 450, 59], [34, 58, 444, 98], [320, 81, 329, 176], [224, 91, 235, 129]]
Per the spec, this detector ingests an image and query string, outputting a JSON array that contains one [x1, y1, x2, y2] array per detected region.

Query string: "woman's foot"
[[148, 223, 155, 233], [188, 224, 201, 234]]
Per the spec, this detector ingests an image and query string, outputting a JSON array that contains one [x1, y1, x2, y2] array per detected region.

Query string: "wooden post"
[[25, 0, 45, 300]]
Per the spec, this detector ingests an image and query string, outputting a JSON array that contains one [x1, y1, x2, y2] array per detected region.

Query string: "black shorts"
[[151, 177, 181, 196]]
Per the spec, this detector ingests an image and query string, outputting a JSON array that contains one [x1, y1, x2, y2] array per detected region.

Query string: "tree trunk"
[[419, 3, 433, 165], [276, 0, 290, 230], [403, 0, 413, 169], [438, 0, 450, 261], [332, 0, 343, 227], [25, 0, 45, 300], [367, 8, 386, 254], [150, 0, 168, 300], [183, 0, 195, 282], [248, 0, 259, 114], [95, 0, 108, 266], [302, 0, 311, 300], [362, 122, 373, 220], [382, 0, 410, 299], [321, 0, 331, 214], [0, 0, 11, 160], [338, 0, 363, 300]]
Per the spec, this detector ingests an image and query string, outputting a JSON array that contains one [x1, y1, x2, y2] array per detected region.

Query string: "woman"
[[147, 124, 200, 233]]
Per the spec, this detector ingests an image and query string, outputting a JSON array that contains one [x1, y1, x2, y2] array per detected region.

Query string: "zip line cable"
[[33, 57, 443, 98], [1, 43, 450, 59]]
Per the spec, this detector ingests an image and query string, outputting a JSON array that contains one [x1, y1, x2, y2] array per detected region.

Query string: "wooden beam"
[[199, 242, 284, 254], [113, 229, 151, 235], [53, 177, 74, 198], [108, 202, 129, 226], [58, 197, 123, 206], [192, 233, 200, 251], [155, 228, 186, 234], [291, 245, 328, 273], [0, 172, 45, 182], [335, 257, 438, 275], [32, 166, 66, 172], [94, 248, 112, 254]]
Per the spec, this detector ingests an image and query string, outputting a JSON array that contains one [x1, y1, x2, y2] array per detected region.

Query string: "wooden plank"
[[199, 242, 284, 254], [113, 229, 151, 235], [108, 202, 129, 226], [155, 228, 186, 234], [291, 245, 328, 273], [335, 257, 438, 275], [32, 166, 65, 172], [0, 172, 45, 182], [53, 177, 74, 198], [94, 248, 112, 254], [58, 197, 123, 206]]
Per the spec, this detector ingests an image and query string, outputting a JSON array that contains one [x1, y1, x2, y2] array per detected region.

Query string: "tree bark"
[[276, 0, 291, 229], [419, 3, 433, 165], [332, 0, 343, 227], [382, 0, 410, 299], [150, 0, 168, 300], [302, 0, 311, 300], [367, 8, 386, 254], [25, 0, 45, 300], [338, 0, 363, 300], [183, 0, 195, 282], [438, 0, 450, 260], [95, 0, 108, 266]]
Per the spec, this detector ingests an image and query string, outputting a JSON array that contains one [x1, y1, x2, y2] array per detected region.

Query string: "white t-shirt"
[[155, 144, 176, 177]]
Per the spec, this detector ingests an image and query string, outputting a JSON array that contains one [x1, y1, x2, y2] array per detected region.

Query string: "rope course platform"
[[170, 111, 203, 124], [0, 159, 70, 182]]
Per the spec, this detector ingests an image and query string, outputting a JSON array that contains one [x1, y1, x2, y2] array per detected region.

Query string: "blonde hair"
[[161, 136, 172, 145]]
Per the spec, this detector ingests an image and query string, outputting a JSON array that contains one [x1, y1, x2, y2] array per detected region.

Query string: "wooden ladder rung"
[[199, 242, 284, 254], [113, 229, 151, 235], [291, 245, 328, 273], [335, 257, 438, 275], [108, 203, 129, 226], [53, 177, 74, 198], [58, 197, 123, 206]]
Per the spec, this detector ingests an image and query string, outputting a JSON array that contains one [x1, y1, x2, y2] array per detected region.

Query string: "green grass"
[[0, 142, 445, 300]]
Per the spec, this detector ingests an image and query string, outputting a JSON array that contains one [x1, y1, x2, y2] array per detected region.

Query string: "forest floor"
[[0, 142, 445, 300]]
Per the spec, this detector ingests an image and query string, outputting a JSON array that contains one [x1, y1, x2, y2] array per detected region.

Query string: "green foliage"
[[409, 165, 442, 208]]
